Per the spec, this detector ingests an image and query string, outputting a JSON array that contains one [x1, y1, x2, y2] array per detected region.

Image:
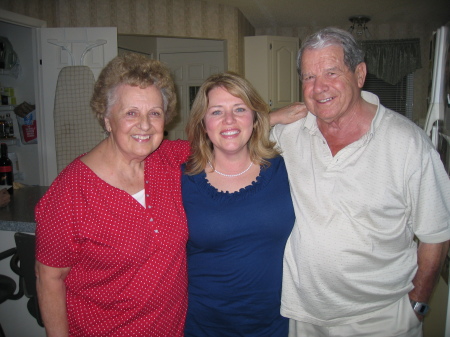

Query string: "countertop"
[[0, 186, 48, 233]]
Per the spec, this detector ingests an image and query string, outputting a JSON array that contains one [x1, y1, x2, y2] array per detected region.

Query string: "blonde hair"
[[185, 72, 279, 175], [90, 53, 177, 132]]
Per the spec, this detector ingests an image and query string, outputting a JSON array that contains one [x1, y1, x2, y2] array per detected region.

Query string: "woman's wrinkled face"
[[104, 84, 165, 161]]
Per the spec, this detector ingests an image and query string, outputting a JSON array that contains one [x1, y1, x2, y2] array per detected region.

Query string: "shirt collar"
[[361, 90, 383, 138], [303, 111, 318, 134]]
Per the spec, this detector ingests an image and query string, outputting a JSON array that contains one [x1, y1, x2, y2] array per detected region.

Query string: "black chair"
[[10, 232, 44, 328], [0, 245, 23, 337]]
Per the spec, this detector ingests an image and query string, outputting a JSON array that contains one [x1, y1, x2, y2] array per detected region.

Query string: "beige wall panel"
[[0, 0, 252, 79], [154, 0, 171, 36], [172, 0, 187, 37], [134, 0, 150, 35]]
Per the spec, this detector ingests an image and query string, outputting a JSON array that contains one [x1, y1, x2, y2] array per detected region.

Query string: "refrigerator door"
[[437, 26, 450, 176], [424, 24, 450, 176]]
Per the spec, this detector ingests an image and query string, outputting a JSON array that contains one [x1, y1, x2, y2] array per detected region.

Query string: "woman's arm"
[[269, 102, 308, 126], [35, 261, 71, 337]]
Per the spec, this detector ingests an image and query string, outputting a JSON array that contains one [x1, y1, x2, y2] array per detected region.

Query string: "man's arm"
[[36, 261, 71, 337], [409, 240, 450, 319], [269, 102, 307, 126]]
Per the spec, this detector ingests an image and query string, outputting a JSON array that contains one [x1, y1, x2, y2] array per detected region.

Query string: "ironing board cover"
[[54, 66, 104, 174]]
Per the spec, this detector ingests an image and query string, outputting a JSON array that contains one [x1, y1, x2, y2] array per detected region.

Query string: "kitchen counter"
[[0, 186, 48, 233]]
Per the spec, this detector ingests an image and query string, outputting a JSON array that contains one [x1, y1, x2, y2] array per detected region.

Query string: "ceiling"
[[204, 0, 450, 29]]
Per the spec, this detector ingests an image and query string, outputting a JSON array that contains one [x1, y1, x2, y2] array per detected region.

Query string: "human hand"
[[0, 188, 10, 207], [269, 102, 308, 126], [408, 293, 426, 322]]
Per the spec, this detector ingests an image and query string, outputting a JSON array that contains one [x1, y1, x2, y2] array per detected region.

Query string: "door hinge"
[[270, 43, 272, 50]]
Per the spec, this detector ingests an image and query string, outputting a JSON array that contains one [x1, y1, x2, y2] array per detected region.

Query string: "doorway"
[[118, 35, 226, 140], [161, 51, 225, 139]]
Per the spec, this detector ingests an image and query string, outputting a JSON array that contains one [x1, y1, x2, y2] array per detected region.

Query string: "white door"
[[270, 39, 299, 109], [160, 52, 224, 140], [37, 27, 117, 185]]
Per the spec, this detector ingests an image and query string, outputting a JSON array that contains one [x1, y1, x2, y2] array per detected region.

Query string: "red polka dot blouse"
[[35, 140, 190, 337]]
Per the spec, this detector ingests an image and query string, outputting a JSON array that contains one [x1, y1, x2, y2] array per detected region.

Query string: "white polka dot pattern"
[[35, 140, 191, 336]]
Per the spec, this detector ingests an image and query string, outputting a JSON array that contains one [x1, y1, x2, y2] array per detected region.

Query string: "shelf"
[[0, 138, 18, 146], [0, 65, 20, 78]]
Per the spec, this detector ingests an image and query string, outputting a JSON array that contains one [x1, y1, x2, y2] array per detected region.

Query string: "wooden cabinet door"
[[270, 38, 299, 109]]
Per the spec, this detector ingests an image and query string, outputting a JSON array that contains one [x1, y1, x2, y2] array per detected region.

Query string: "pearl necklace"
[[208, 161, 253, 177]]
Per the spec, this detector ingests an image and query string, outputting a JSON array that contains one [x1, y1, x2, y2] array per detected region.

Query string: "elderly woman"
[[35, 54, 190, 336], [182, 72, 296, 336]]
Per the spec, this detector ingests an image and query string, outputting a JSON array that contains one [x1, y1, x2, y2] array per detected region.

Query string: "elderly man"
[[271, 27, 450, 337]]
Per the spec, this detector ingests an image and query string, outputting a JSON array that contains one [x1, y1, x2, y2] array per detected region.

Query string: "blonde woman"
[[182, 72, 296, 336]]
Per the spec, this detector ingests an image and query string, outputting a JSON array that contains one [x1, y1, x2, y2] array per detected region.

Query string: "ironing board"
[[53, 66, 104, 173]]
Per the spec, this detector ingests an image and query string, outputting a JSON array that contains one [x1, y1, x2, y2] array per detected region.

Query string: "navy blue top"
[[182, 156, 295, 337]]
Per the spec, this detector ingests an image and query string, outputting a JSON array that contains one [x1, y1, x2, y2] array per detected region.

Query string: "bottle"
[[0, 143, 13, 194], [5, 113, 13, 138]]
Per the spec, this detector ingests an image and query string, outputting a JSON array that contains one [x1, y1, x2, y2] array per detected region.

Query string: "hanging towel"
[[53, 66, 105, 174]]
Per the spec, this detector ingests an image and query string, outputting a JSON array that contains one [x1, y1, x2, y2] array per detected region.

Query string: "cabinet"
[[244, 36, 299, 109]]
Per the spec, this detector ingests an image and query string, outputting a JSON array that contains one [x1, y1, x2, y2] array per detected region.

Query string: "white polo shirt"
[[272, 91, 450, 326]]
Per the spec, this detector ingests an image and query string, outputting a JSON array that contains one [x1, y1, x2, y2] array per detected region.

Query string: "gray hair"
[[90, 53, 177, 132], [297, 27, 365, 77]]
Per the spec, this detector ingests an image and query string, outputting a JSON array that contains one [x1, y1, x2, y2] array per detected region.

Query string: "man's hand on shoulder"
[[269, 102, 308, 126]]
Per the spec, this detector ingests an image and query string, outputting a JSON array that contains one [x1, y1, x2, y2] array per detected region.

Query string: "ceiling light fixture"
[[348, 15, 372, 39]]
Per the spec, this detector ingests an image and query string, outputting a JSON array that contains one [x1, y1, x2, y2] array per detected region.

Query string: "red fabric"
[[35, 140, 190, 337]]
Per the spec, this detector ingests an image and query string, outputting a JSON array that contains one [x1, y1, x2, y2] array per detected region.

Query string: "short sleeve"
[[35, 161, 85, 267], [409, 148, 450, 243]]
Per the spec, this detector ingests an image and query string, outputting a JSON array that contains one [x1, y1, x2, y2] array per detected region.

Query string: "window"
[[189, 86, 200, 109], [362, 73, 414, 120]]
